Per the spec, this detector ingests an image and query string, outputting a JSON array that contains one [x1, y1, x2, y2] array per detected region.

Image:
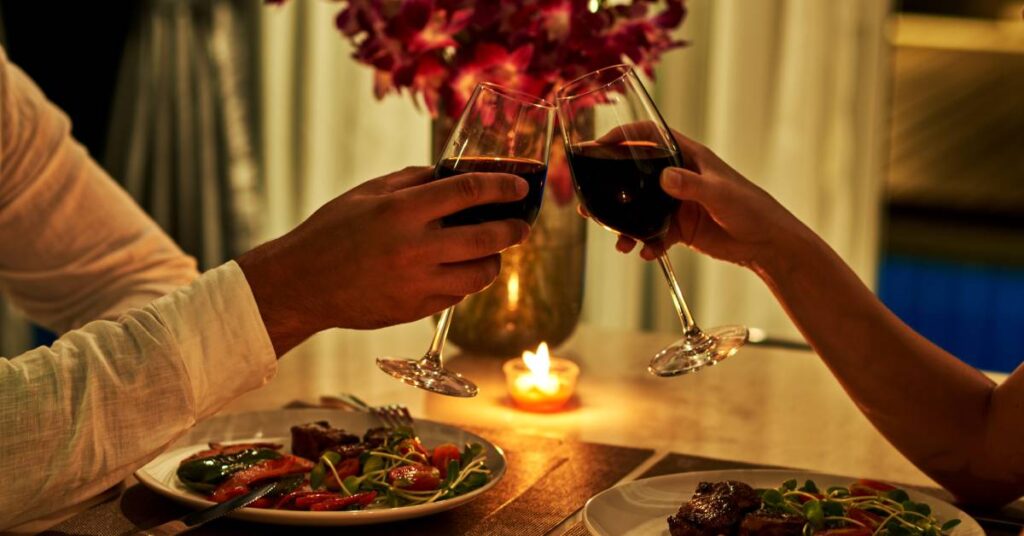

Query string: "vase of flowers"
[[319, 0, 687, 355]]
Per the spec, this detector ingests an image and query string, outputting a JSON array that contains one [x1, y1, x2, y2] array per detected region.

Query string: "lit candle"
[[503, 342, 580, 412]]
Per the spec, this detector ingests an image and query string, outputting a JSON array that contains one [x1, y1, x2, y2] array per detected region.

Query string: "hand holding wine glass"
[[601, 126, 805, 273], [377, 83, 554, 397], [556, 64, 747, 377]]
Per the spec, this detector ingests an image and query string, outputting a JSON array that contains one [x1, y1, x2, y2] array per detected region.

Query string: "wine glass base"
[[376, 357, 479, 398], [648, 325, 748, 377]]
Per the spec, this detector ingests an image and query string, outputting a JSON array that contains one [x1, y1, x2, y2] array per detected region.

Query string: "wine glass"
[[556, 64, 747, 376], [377, 83, 555, 397]]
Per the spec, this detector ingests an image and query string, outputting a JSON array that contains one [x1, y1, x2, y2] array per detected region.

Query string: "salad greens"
[[758, 479, 962, 536], [309, 426, 490, 509], [175, 427, 491, 512]]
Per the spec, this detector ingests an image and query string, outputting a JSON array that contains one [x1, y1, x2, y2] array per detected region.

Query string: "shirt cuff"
[[152, 260, 277, 420]]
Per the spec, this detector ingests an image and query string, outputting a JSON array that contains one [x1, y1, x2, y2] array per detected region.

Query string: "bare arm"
[[616, 130, 1024, 506]]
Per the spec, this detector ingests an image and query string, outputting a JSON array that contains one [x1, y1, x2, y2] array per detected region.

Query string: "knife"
[[133, 482, 278, 536]]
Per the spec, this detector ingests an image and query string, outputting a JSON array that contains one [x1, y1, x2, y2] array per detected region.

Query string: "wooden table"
[[222, 321, 959, 489], [45, 321, 1021, 535]]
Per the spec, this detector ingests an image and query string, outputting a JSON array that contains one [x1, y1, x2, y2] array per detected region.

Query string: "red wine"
[[566, 142, 681, 241], [435, 156, 547, 227]]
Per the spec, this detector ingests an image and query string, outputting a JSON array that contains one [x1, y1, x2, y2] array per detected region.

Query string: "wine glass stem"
[[422, 305, 456, 366], [656, 252, 701, 336]]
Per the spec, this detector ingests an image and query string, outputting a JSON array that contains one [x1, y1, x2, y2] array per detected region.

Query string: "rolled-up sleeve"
[[0, 44, 278, 529], [0, 262, 277, 529]]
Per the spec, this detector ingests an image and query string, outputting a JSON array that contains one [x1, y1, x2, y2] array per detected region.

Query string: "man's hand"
[[237, 166, 530, 356]]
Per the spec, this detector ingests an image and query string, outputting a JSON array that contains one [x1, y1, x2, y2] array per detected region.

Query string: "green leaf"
[[322, 451, 342, 465], [362, 455, 384, 475], [902, 500, 931, 516], [762, 489, 785, 507], [885, 488, 910, 503], [781, 479, 798, 491], [342, 476, 361, 495], [826, 486, 850, 498], [453, 472, 488, 495], [803, 499, 825, 528], [820, 500, 844, 517], [460, 443, 484, 468], [940, 518, 962, 532], [309, 462, 326, 490], [886, 520, 912, 536], [799, 480, 820, 494], [441, 459, 461, 489]]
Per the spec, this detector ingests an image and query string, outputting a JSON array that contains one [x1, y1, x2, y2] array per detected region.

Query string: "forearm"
[[0, 45, 198, 332], [754, 226, 1021, 505]]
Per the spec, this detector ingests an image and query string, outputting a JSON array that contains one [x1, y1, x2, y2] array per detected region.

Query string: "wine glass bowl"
[[377, 82, 555, 397], [556, 64, 747, 377]]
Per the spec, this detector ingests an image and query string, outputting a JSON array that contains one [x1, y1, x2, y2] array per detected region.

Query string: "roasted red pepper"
[[294, 493, 340, 509], [209, 455, 314, 502], [308, 491, 378, 511]]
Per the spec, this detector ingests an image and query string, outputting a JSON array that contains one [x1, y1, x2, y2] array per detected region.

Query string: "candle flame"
[[519, 342, 559, 395], [507, 271, 520, 311]]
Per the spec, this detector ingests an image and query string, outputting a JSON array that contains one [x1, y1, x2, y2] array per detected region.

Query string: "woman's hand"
[[611, 130, 808, 272]]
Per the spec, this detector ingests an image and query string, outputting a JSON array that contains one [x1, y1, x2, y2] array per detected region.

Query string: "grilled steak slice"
[[668, 481, 761, 536], [327, 442, 366, 461], [363, 427, 389, 448], [290, 421, 360, 460], [739, 509, 805, 536]]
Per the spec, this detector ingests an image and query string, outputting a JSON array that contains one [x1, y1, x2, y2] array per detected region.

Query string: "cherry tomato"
[[431, 443, 461, 478], [388, 464, 441, 491]]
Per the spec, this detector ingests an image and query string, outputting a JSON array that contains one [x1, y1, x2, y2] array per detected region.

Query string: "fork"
[[321, 394, 415, 430]]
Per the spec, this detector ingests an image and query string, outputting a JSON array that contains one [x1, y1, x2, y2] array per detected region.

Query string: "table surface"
[[222, 321, 991, 490]]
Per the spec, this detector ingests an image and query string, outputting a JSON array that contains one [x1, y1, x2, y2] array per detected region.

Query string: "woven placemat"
[[41, 426, 652, 536]]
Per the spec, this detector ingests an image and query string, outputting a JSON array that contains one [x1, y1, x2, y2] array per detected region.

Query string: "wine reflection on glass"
[[556, 64, 747, 377], [376, 83, 555, 397]]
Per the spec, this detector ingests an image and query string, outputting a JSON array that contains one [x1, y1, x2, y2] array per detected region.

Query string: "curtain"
[[257, 0, 431, 240], [631, 0, 892, 341], [105, 0, 261, 269]]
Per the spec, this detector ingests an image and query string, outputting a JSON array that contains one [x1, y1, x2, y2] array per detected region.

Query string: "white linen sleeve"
[[0, 261, 277, 530], [0, 45, 198, 333]]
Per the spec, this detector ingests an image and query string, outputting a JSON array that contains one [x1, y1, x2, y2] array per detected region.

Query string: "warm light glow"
[[516, 342, 560, 395], [507, 271, 520, 311], [587, 0, 600, 13], [504, 342, 580, 412]]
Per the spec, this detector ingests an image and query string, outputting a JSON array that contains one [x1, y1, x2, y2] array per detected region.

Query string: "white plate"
[[583, 469, 982, 536], [135, 409, 505, 526]]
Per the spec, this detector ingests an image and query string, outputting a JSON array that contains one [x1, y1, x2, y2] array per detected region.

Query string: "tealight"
[[502, 342, 579, 412]]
